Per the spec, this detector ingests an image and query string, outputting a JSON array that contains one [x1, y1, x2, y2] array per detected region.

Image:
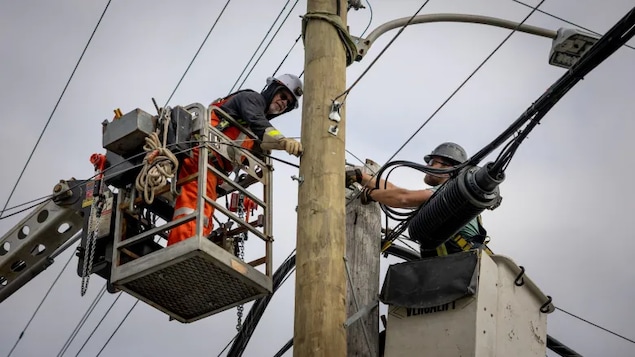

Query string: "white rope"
[[135, 118, 179, 204]]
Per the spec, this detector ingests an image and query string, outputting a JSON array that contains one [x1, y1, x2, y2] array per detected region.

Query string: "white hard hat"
[[266, 74, 303, 109]]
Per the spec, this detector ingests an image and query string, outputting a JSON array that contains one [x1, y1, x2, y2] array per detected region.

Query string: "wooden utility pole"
[[346, 160, 381, 356], [294, 0, 348, 356]]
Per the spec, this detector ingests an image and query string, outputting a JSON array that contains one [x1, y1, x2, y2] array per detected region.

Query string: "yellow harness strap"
[[436, 235, 493, 256]]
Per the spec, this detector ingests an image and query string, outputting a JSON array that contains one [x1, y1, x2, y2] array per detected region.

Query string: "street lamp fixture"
[[353, 13, 601, 69], [549, 28, 600, 68]]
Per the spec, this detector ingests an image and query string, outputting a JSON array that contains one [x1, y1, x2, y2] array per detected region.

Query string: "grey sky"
[[1, 0, 634, 356]]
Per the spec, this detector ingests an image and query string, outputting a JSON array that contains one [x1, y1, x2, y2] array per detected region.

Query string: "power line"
[[0, 138, 301, 222], [216, 335, 239, 357], [556, 307, 635, 345], [380, 0, 546, 165], [357, 0, 374, 39], [74, 292, 124, 357], [334, 0, 432, 102], [7, 249, 76, 357], [56, 284, 108, 357], [163, 0, 233, 107], [512, 0, 635, 51], [270, 34, 303, 79], [228, 0, 297, 94], [236, 0, 301, 91], [0, 0, 112, 219], [95, 300, 139, 357], [345, 0, 547, 207]]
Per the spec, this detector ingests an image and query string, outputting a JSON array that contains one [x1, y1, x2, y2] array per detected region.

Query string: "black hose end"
[[475, 162, 506, 192]]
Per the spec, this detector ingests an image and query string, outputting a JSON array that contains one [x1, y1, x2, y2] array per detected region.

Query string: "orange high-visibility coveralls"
[[167, 97, 256, 246]]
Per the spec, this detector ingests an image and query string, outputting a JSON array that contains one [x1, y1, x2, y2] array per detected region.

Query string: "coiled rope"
[[135, 112, 179, 204]]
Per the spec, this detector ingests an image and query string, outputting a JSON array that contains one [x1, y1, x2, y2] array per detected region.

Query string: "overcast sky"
[[1, 0, 634, 356]]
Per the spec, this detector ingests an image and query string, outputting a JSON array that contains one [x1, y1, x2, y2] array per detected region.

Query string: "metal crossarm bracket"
[[344, 297, 379, 328]]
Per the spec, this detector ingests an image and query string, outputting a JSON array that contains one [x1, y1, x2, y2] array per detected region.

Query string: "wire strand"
[[511, 0, 635, 51], [556, 307, 635, 345], [381, 0, 546, 165], [95, 300, 139, 357], [237, 0, 301, 91], [0, 0, 112, 219], [270, 34, 303, 79], [228, 0, 294, 94], [216, 334, 239, 357], [344, 0, 546, 208], [163, 0, 233, 107], [56, 284, 108, 357], [334, 0, 432, 102], [357, 0, 374, 39], [74, 293, 124, 357], [6, 249, 76, 357]]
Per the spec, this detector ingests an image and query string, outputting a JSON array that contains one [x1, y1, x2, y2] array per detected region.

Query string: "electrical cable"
[[163, 0, 233, 107], [546, 335, 582, 357], [512, 0, 635, 51], [468, 4, 635, 173], [56, 284, 108, 357], [270, 34, 303, 80], [555, 307, 635, 345], [228, 0, 296, 94], [95, 300, 139, 357], [0, 0, 112, 219], [224, 8, 635, 352], [345, 1, 546, 209], [381, 0, 545, 168], [74, 292, 124, 357], [6, 249, 76, 357], [237, 0, 301, 91], [334, 0, 432, 102], [217, 335, 239, 357], [0, 139, 301, 221], [358, 0, 374, 39], [227, 253, 297, 356]]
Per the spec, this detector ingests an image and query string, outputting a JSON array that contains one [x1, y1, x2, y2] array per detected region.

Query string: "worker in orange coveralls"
[[167, 74, 304, 246]]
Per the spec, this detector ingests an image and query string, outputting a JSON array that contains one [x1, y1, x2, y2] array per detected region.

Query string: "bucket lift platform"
[[381, 250, 555, 357], [106, 103, 274, 323], [111, 227, 272, 323]]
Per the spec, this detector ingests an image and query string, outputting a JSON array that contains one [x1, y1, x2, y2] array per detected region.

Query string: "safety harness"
[[427, 215, 494, 258]]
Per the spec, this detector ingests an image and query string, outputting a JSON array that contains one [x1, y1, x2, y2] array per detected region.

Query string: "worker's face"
[[267, 89, 295, 115], [424, 157, 453, 186]]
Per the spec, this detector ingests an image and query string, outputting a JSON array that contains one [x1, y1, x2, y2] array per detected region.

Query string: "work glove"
[[281, 138, 303, 157], [360, 187, 376, 205], [345, 167, 362, 187], [260, 127, 303, 157]]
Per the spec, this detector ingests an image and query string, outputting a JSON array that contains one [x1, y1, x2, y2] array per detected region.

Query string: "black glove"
[[345, 167, 362, 187], [360, 187, 376, 205]]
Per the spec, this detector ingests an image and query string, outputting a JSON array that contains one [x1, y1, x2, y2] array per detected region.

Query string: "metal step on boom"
[[108, 103, 274, 323]]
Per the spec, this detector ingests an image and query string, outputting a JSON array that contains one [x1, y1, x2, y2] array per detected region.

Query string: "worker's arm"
[[367, 187, 433, 208], [221, 92, 302, 156], [359, 172, 399, 190]]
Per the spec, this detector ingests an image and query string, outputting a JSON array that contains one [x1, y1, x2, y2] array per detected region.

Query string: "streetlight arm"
[[355, 13, 557, 60]]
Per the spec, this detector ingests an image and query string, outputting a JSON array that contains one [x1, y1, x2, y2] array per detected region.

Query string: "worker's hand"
[[345, 167, 362, 187], [260, 127, 302, 156], [360, 187, 376, 205], [280, 138, 303, 157]]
